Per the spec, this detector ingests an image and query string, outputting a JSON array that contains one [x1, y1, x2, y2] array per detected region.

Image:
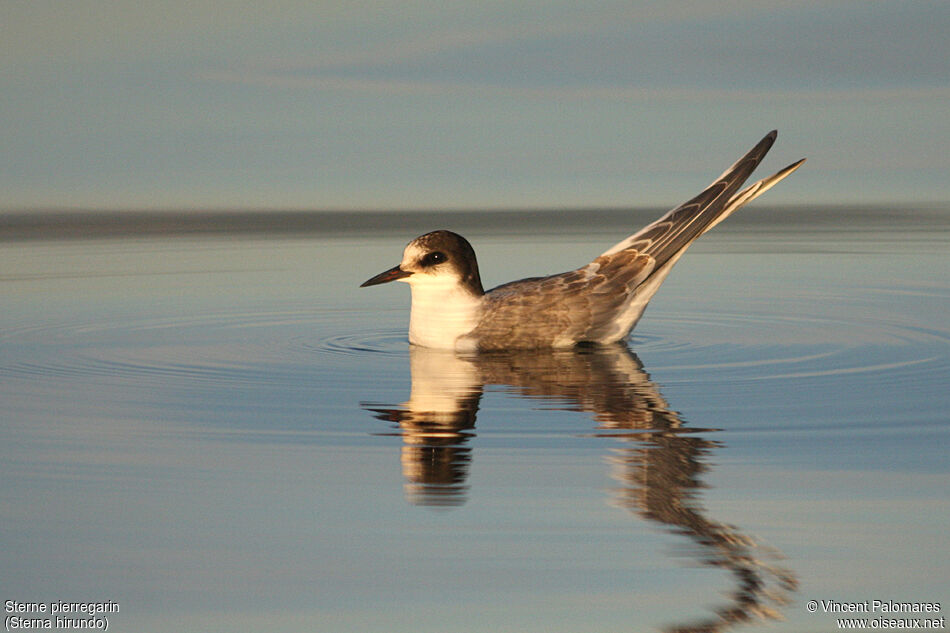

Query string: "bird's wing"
[[470, 249, 655, 350], [469, 131, 805, 349], [602, 130, 798, 264], [589, 132, 804, 340], [700, 157, 805, 235]]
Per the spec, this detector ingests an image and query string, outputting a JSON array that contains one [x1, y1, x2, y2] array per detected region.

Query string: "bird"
[[361, 130, 804, 352]]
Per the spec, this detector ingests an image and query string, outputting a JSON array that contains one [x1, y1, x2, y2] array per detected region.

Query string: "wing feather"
[[602, 130, 779, 262], [465, 131, 804, 349], [469, 252, 654, 350]]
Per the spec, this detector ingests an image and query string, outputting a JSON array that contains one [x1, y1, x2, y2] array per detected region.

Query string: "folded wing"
[[470, 131, 805, 349]]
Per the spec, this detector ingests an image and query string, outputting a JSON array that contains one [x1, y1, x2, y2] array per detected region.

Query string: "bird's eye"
[[421, 251, 447, 267]]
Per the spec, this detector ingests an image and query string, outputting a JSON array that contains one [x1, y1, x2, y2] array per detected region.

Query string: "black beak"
[[360, 265, 412, 287]]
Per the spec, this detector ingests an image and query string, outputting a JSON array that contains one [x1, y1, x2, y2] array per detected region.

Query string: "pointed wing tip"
[[758, 129, 778, 151], [780, 157, 807, 176], [734, 157, 806, 205]]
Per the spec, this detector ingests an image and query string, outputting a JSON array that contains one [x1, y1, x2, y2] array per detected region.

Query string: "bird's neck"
[[408, 280, 482, 349]]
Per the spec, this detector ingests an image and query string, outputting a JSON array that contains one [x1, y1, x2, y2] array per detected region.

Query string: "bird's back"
[[463, 249, 655, 350], [461, 131, 805, 351]]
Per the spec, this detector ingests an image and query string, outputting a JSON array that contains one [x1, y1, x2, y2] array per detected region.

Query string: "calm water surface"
[[1, 208, 948, 632]]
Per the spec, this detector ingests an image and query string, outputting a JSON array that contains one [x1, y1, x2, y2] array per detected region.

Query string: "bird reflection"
[[363, 344, 796, 631], [367, 348, 481, 506]]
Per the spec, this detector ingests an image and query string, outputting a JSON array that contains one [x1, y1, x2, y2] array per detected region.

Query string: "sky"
[[1, 1, 948, 211]]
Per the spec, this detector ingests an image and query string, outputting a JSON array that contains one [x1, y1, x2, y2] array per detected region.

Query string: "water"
[[1, 207, 948, 632]]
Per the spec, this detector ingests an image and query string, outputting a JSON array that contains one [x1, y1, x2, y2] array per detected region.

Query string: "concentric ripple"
[[303, 328, 409, 357], [630, 307, 950, 387], [2, 297, 948, 398], [0, 307, 405, 390]]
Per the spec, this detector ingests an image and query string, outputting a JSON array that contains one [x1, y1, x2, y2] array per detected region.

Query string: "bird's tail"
[[592, 131, 804, 343], [602, 131, 803, 262], [700, 157, 805, 235]]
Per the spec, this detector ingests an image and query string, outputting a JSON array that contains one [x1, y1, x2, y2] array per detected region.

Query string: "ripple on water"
[[302, 329, 409, 357], [1, 302, 948, 396], [628, 308, 950, 387], [0, 308, 408, 391]]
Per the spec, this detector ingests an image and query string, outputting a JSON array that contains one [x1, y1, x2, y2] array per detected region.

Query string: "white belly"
[[407, 282, 481, 349]]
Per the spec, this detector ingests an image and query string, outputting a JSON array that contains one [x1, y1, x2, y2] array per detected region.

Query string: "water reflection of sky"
[[1, 209, 948, 632]]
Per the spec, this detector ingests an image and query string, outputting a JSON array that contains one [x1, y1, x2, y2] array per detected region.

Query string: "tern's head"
[[360, 230, 484, 296]]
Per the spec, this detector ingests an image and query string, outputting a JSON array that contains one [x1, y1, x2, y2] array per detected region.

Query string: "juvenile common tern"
[[361, 130, 804, 351]]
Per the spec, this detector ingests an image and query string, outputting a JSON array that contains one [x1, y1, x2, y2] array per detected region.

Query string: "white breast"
[[407, 277, 481, 349]]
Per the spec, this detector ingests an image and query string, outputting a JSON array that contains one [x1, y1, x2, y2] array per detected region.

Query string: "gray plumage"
[[362, 131, 804, 351]]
